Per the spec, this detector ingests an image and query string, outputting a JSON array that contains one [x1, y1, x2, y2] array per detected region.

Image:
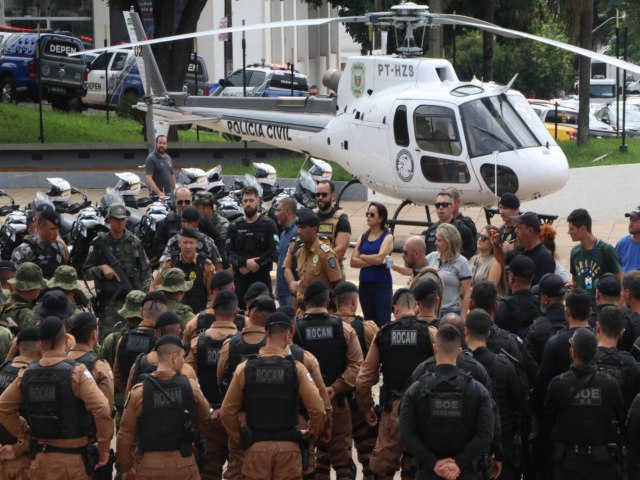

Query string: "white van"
[[590, 78, 617, 104]]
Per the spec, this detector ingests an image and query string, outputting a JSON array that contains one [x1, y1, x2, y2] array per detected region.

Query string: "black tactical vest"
[[0, 360, 21, 444], [594, 349, 628, 391], [24, 237, 64, 279], [224, 333, 266, 391], [131, 353, 158, 388], [377, 316, 433, 391], [138, 375, 195, 453], [196, 334, 231, 406], [117, 329, 156, 383], [234, 313, 246, 331], [75, 352, 101, 374], [243, 356, 299, 436], [196, 313, 215, 336], [294, 314, 346, 386], [348, 316, 368, 358], [418, 370, 475, 458], [21, 360, 92, 439], [172, 254, 208, 314]]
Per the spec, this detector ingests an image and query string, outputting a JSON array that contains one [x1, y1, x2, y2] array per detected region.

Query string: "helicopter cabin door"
[[389, 101, 480, 197]]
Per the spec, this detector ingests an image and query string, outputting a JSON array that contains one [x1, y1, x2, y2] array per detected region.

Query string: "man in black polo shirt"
[[494, 211, 555, 287]]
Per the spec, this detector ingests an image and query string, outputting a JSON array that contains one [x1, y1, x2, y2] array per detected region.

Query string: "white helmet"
[[46, 177, 71, 203], [308, 158, 333, 182], [252, 162, 277, 186], [180, 168, 208, 191], [115, 172, 142, 197]]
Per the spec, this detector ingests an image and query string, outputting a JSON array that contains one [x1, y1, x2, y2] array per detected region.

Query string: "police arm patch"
[[320, 243, 331, 253], [84, 370, 95, 381], [328, 257, 337, 268], [307, 372, 314, 382]]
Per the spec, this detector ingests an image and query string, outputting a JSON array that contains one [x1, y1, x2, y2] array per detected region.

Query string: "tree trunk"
[[427, 0, 443, 58], [577, 0, 593, 146], [482, 0, 494, 81]]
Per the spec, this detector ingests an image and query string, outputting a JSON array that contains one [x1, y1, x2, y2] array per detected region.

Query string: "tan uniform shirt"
[[356, 316, 429, 412], [216, 325, 266, 386], [294, 239, 342, 303], [1, 355, 36, 458], [186, 320, 238, 376], [67, 345, 115, 411], [327, 319, 363, 395], [220, 345, 326, 444], [0, 351, 114, 453], [182, 311, 203, 347], [125, 351, 198, 396], [113, 319, 155, 393], [116, 369, 210, 473], [337, 311, 379, 352]]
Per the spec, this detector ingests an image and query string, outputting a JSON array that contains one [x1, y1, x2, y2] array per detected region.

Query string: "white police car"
[[207, 63, 309, 97]]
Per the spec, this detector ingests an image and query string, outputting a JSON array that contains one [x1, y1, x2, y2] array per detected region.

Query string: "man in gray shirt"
[[145, 135, 175, 198]]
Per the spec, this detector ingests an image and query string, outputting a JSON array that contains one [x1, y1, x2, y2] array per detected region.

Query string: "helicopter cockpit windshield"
[[460, 94, 541, 158]]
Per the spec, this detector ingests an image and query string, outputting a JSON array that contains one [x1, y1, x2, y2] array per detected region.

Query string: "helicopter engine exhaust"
[[322, 69, 342, 93]]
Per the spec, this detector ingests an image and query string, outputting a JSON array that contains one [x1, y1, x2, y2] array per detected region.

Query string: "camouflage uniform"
[[83, 217, 151, 340], [0, 325, 12, 361], [46, 265, 87, 325], [10, 233, 68, 279], [154, 268, 196, 331], [0, 263, 45, 332]]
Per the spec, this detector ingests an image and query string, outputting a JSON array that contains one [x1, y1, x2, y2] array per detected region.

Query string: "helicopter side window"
[[393, 105, 410, 147], [413, 106, 462, 156], [420, 156, 470, 184]]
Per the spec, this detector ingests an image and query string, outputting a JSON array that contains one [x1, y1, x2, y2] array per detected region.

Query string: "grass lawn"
[[2, 103, 639, 179]]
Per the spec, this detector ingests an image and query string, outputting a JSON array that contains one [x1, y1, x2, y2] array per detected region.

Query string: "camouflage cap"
[[8, 262, 46, 291], [193, 191, 215, 206], [47, 265, 79, 291], [106, 204, 130, 219], [156, 268, 194, 293], [117, 290, 146, 320]]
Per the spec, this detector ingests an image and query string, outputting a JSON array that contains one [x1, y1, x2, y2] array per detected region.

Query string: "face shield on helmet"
[[178, 168, 208, 192], [308, 158, 333, 183], [115, 172, 142, 197], [45, 178, 71, 204]]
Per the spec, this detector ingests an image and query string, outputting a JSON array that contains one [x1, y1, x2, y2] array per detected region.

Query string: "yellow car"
[[530, 103, 578, 141]]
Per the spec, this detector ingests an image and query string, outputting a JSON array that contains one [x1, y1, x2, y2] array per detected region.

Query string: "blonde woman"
[[469, 225, 507, 296], [425, 223, 472, 318]]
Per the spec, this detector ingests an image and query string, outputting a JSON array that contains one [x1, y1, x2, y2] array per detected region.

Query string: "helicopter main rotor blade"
[[76, 15, 371, 56], [432, 13, 640, 75]]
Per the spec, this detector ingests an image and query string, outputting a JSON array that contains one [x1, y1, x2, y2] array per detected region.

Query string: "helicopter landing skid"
[[386, 200, 432, 238]]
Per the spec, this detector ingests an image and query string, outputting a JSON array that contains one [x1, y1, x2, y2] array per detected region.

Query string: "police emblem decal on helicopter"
[[351, 62, 365, 98], [395, 150, 414, 183]]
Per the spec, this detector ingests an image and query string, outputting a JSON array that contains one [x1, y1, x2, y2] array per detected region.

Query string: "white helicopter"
[[81, 3, 640, 214]]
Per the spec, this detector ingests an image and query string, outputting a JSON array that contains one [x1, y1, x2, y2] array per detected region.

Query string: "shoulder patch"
[[108, 370, 114, 380], [84, 370, 94, 381], [306, 372, 314, 382], [319, 243, 331, 253], [328, 257, 337, 268]]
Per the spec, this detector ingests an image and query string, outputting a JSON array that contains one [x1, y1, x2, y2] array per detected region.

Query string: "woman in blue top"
[[350, 202, 394, 327]]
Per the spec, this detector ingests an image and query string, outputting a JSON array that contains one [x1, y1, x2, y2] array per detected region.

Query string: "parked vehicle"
[[0, 33, 87, 110], [84, 50, 208, 108], [529, 100, 616, 139], [593, 104, 640, 136], [207, 63, 309, 97]]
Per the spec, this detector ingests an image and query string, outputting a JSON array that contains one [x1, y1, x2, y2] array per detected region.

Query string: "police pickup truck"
[[0, 33, 86, 111], [84, 49, 208, 109]]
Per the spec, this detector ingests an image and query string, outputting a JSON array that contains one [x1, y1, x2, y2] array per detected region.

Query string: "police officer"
[[399, 324, 495, 480], [494, 255, 542, 338], [154, 267, 196, 330], [124, 311, 198, 396], [1, 262, 45, 332], [67, 312, 114, 412], [83, 204, 152, 339], [594, 306, 640, 414], [186, 290, 239, 480], [356, 288, 433, 479], [333, 281, 378, 480], [627, 392, 640, 478], [284, 209, 342, 307], [0, 316, 114, 480], [160, 207, 223, 269], [216, 295, 275, 480], [113, 292, 167, 398], [225, 185, 278, 309], [0, 327, 40, 480], [466, 309, 529, 480], [11, 208, 68, 279], [314, 180, 351, 278], [546, 328, 624, 480], [525, 273, 568, 364], [182, 270, 237, 347], [0, 261, 16, 292], [116, 335, 209, 480], [31, 289, 76, 329], [193, 191, 229, 266], [221, 312, 326, 480], [586, 273, 621, 329], [414, 277, 444, 330], [47, 265, 87, 321], [150, 186, 192, 265], [294, 280, 363, 480], [99, 290, 146, 370]]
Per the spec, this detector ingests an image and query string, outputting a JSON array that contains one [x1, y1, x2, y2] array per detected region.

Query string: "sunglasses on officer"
[[434, 202, 451, 209], [176, 199, 191, 206]]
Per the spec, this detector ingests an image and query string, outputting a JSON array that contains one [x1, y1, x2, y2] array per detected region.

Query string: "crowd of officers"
[[2, 177, 640, 480]]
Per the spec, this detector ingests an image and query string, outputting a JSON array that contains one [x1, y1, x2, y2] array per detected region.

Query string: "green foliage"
[[453, 23, 575, 98], [559, 136, 640, 168]]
